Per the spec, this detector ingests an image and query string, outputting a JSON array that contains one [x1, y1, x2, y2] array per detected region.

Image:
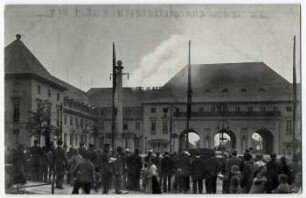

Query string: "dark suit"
[[205, 157, 219, 193], [161, 155, 174, 192], [98, 151, 112, 194], [176, 155, 190, 193], [191, 157, 205, 193], [54, 146, 68, 188]]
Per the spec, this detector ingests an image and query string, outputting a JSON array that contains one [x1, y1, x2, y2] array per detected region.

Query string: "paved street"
[[13, 178, 223, 194]]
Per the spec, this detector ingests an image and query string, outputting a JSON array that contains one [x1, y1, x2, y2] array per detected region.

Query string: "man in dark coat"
[[98, 144, 112, 194], [241, 152, 254, 193], [280, 156, 293, 185], [204, 154, 219, 193], [30, 140, 42, 181], [266, 153, 281, 193], [144, 150, 155, 163], [190, 152, 205, 194], [78, 142, 87, 158], [12, 144, 26, 185], [54, 139, 68, 189], [160, 151, 174, 193], [176, 151, 190, 193], [89, 144, 98, 171], [130, 149, 143, 190]]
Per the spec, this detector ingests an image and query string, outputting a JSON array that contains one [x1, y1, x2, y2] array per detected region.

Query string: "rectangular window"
[[80, 118, 84, 128], [64, 114, 67, 125], [70, 116, 73, 126], [286, 120, 292, 134], [176, 107, 180, 113], [37, 100, 42, 112], [75, 135, 78, 147], [260, 106, 265, 111], [135, 122, 140, 130], [13, 99, 20, 122], [75, 117, 79, 128], [37, 85, 41, 94], [56, 108, 60, 127], [100, 121, 104, 131], [287, 106, 292, 112], [151, 107, 156, 113], [57, 93, 60, 101], [163, 108, 168, 113], [150, 120, 156, 134], [162, 121, 168, 134], [70, 133, 73, 146], [123, 122, 128, 130], [48, 89, 51, 98], [64, 133, 67, 145]]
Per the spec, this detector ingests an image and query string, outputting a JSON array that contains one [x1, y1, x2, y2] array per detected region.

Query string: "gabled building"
[[5, 35, 300, 155], [5, 34, 98, 148]]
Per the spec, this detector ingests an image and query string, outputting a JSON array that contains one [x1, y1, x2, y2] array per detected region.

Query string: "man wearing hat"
[[191, 152, 205, 194], [176, 151, 190, 193], [98, 144, 112, 194], [266, 153, 281, 193], [160, 151, 174, 193], [54, 139, 68, 189], [30, 139, 42, 181]]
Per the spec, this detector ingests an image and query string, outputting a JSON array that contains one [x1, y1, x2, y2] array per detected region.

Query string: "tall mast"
[[186, 40, 191, 150], [112, 42, 117, 150], [292, 36, 297, 156]]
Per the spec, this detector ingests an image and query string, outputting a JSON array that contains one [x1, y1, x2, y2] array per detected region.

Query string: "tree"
[[26, 100, 59, 149]]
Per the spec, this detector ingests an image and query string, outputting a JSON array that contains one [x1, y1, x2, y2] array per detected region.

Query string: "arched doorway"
[[252, 129, 274, 154], [214, 130, 236, 151], [179, 129, 201, 151]]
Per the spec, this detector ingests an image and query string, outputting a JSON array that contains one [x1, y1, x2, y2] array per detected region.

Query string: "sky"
[[5, 4, 301, 91]]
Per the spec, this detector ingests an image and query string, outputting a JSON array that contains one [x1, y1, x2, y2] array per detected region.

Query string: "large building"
[[5, 35, 301, 155]]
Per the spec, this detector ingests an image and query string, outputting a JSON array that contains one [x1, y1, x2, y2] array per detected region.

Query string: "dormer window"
[[205, 89, 210, 93], [222, 88, 228, 93], [259, 87, 265, 92], [241, 88, 247, 92]]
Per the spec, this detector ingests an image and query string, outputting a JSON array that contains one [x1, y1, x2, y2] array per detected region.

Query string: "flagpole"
[[292, 36, 297, 156], [112, 42, 117, 150], [186, 40, 191, 150]]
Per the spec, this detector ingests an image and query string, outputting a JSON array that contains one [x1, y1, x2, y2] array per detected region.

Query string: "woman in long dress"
[[144, 161, 161, 194]]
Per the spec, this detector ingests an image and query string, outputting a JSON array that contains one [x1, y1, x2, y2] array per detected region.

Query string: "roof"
[[5, 35, 88, 103], [148, 62, 293, 103], [87, 87, 157, 107]]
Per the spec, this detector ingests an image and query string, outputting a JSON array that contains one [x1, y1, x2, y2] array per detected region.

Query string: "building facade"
[[5, 35, 301, 155]]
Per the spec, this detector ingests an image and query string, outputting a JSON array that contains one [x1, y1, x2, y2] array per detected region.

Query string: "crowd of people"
[[6, 140, 302, 194]]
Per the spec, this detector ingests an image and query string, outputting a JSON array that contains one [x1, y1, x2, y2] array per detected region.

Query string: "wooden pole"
[[112, 43, 117, 150], [292, 36, 297, 156], [186, 40, 192, 150]]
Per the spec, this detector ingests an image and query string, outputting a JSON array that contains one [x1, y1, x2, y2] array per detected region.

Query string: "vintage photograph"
[[4, 4, 301, 194]]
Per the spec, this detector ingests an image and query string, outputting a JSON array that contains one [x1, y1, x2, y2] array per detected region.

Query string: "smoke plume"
[[129, 34, 188, 87]]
